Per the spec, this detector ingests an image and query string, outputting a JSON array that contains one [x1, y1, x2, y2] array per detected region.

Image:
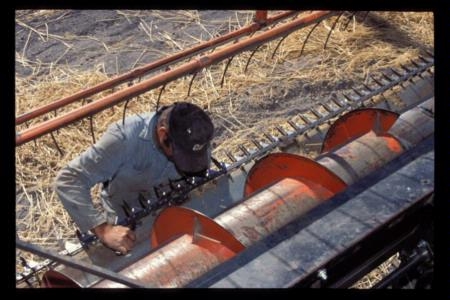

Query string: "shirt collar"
[[138, 112, 157, 141]]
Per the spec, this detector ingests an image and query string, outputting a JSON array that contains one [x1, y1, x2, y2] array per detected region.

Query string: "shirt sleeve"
[[53, 123, 129, 232]]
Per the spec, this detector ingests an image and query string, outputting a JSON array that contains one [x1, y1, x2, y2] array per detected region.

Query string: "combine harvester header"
[[16, 10, 434, 288]]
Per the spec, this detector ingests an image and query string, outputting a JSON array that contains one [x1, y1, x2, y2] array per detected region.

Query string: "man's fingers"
[[122, 238, 134, 251], [119, 246, 128, 255], [127, 230, 136, 242]]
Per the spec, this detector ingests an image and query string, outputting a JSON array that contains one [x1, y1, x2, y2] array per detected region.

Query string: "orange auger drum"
[[49, 98, 434, 288]]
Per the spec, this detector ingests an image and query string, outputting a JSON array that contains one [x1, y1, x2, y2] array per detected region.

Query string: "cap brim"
[[172, 143, 211, 174]]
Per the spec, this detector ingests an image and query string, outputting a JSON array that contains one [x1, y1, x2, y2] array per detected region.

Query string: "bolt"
[[420, 179, 431, 185], [317, 269, 328, 281]]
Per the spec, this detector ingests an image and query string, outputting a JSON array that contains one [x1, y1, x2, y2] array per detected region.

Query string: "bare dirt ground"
[[15, 10, 434, 288]]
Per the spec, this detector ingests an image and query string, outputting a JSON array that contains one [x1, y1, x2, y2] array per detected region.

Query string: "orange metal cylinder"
[[317, 131, 403, 185], [215, 177, 335, 246], [94, 234, 238, 288], [321, 108, 399, 153]]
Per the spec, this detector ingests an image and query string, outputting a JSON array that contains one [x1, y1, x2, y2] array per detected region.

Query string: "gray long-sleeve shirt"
[[54, 112, 181, 233]]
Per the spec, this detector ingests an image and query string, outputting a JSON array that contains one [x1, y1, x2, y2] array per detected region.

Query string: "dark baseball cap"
[[168, 102, 214, 175]]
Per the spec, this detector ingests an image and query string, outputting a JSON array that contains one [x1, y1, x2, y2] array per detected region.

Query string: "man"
[[54, 102, 214, 255]]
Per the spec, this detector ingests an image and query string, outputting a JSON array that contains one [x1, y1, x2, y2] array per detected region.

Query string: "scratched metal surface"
[[186, 138, 434, 287]]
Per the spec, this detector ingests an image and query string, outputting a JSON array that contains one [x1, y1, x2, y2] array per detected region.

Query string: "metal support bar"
[[16, 11, 337, 146], [16, 11, 296, 126], [16, 238, 151, 288]]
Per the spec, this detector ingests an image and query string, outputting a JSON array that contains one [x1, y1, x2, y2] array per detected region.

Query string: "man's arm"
[[54, 123, 136, 254]]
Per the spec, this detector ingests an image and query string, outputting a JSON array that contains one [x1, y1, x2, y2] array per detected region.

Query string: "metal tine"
[[244, 45, 262, 73], [19, 257, 34, 287], [50, 132, 64, 156], [417, 55, 430, 64], [299, 21, 322, 57], [122, 200, 137, 230], [89, 116, 96, 144], [318, 103, 333, 113], [424, 49, 434, 58], [410, 60, 427, 80], [251, 138, 263, 150], [211, 156, 226, 172], [351, 87, 364, 97], [271, 33, 291, 59], [138, 193, 148, 209], [390, 67, 404, 78], [399, 63, 412, 73], [225, 151, 238, 163], [342, 92, 354, 104], [323, 12, 344, 50], [220, 56, 235, 88], [275, 125, 288, 136], [19, 256, 31, 270], [287, 120, 301, 132], [390, 68, 407, 88], [310, 107, 323, 119], [20, 256, 43, 286], [156, 84, 166, 111], [342, 11, 358, 31], [331, 96, 343, 108], [369, 74, 385, 87], [187, 72, 198, 98], [381, 71, 394, 82], [410, 59, 422, 69], [400, 63, 420, 84], [122, 99, 131, 126], [299, 114, 311, 125], [419, 55, 433, 64], [263, 132, 277, 143], [122, 200, 132, 217], [361, 82, 374, 92], [238, 144, 251, 156]]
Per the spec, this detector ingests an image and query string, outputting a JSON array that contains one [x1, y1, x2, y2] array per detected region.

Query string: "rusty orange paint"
[[94, 234, 238, 288], [381, 134, 404, 153], [218, 177, 336, 246], [41, 270, 80, 288], [321, 108, 399, 153], [244, 152, 347, 197], [151, 206, 245, 254], [255, 11, 268, 24]]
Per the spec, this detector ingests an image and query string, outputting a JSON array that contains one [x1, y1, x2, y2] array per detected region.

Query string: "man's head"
[[156, 102, 214, 176]]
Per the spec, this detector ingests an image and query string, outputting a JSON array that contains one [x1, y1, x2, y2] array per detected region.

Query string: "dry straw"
[[15, 10, 433, 287]]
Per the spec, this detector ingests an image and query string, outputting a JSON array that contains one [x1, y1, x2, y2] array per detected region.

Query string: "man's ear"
[[157, 126, 168, 146], [157, 126, 173, 155]]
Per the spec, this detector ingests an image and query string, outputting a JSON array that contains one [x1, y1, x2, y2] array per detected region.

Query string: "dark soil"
[[15, 10, 253, 77]]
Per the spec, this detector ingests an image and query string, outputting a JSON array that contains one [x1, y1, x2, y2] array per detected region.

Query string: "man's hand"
[[92, 223, 136, 255]]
